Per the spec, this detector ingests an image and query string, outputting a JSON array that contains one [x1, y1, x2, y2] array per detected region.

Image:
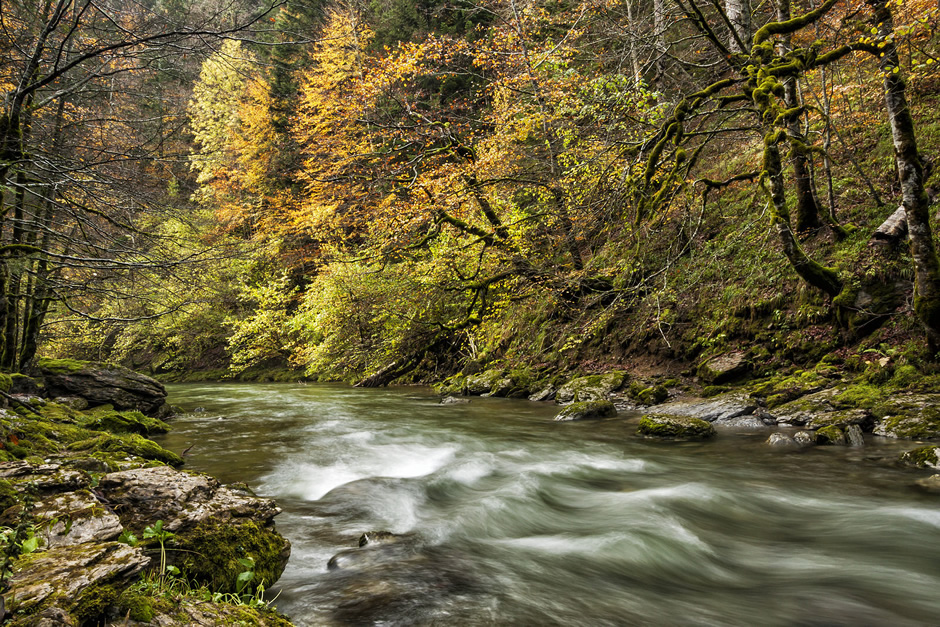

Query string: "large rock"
[[33, 490, 123, 548], [651, 394, 757, 423], [97, 466, 290, 591], [698, 351, 751, 384], [899, 446, 940, 470], [38, 359, 169, 418], [637, 414, 716, 440], [554, 400, 617, 422], [555, 372, 626, 404], [3, 542, 150, 623]]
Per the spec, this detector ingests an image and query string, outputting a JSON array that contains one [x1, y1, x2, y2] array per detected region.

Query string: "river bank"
[[0, 360, 294, 626]]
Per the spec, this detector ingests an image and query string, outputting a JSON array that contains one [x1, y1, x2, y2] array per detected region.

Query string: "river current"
[[157, 383, 940, 626]]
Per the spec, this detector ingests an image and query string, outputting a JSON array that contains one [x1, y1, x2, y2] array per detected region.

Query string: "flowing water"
[[156, 383, 940, 626]]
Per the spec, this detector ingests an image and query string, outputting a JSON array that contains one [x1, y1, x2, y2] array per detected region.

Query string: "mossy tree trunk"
[[868, 0, 940, 353]]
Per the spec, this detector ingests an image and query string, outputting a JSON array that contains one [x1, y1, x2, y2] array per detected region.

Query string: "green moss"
[[899, 445, 940, 469], [636, 385, 668, 405], [37, 357, 90, 374], [174, 520, 288, 593], [0, 479, 19, 512], [72, 583, 119, 622], [637, 414, 716, 440], [815, 425, 846, 445], [116, 587, 156, 622], [0, 373, 12, 393], [554, 400, 617, 421], [891, 364, 921, 387], [701, 386, 729, 397], [81, 409, 171, 436], [834, 384, 886, 410], [71, 433, 183, 467]]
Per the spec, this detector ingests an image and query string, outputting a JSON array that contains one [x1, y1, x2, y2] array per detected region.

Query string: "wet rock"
[[2, 542, 150, 622], [38, 359, 169, 418], [697, 351, 751, 384], [637, 414, 716, 440], [96, 466, 290, 590], [652, 394, 757, 423], [767, 433, 797, 448], [898, 445, 940, 470], [806, 409, 875, 432], [33, 490, 123, 548], [554, 400, 617, 422], [328, 532, 417, 572], [714, 415, 766, 429], [872, 394, 940, 439], [358, 530, 401, 547], [439, 396, 469, 405], [555, 372, 626, 404], [913, 474, 940, 494], [815, 425, 847, 445], [464, 370, 504, 396], [845, 424, 865, 447], [793, 431, 816, 446], [528, 386, 556, 402], [769, 388, 839, 425]]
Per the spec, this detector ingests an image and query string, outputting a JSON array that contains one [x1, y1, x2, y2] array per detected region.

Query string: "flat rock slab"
[[97, 466, 281, 534], [34, 490, 123, 548], [638, 414, 716, 440], [650, 395, 757, 423], [39, 359, 168, 417], [554, 400, 617, 422], [4, 542, 149, 617]]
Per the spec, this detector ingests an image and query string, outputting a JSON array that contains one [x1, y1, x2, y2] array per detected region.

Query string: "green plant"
[[143, 520, 178, 589]]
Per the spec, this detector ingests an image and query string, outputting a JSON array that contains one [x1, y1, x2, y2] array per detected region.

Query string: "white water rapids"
[[157, 383, 940, 626]]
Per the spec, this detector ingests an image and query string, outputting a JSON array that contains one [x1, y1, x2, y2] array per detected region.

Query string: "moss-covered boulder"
[[555, 372, 626, 404], [463, 369, 505, 396], [872, 395, 940, 439], [97, 466, 290, 591], [38, 358, 170, 417], [554, 400, 617, 422], [2, 542, 150, 624], [899, 446, 940, 470], [637, 414, 716, 440]]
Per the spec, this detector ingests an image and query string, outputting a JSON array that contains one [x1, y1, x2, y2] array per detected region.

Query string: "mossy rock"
[[554, 400, 617, 422], [637, 414, 716, 440], [80, 408, 171, 436], [556, 372, 627, 403], [697, 351, 751, 384], [815, 425, 847, 445], [899, 446, 940, 470], [0, 373, 12, 393], [173, 519, 290, 593], [636, 385, 668, 405], [70, 433, 182, 467], [872, 395, 940, 439], [464, 369, 505, 395], [36, 357, 91, 375]]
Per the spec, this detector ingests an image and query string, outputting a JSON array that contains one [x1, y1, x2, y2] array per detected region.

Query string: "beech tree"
[[0, 0, 283, 370]]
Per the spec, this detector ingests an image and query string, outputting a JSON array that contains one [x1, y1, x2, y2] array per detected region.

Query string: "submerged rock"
[[913, 474, 940, 494], [38, 358, 170, 418], [554, 400, 617, 422], [637, 414, 716, 440], [845, 424, 865, 447], [440, 396, 469, 405], [793, 431, 816, 447]]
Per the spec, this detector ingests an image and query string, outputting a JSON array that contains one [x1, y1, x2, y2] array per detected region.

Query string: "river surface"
[[156, 383, 940, 626]]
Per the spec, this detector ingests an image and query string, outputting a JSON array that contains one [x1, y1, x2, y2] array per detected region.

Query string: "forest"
[[4, 0, 940, 389]]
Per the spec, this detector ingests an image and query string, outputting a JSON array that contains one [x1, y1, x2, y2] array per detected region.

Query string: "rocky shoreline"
[[0, 359, 294, 626], [435, 355, 940, 491]]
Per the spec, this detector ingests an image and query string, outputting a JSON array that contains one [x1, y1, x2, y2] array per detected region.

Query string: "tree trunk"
[[764, 141, 842, 296], [725, 0, 751, 53], [775, 0, 820, 233], [869, 0, 940, 353]]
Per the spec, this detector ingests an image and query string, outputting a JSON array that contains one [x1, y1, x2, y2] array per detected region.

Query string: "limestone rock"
[[33, 490, 123, 548], [554, 400, 617, 422], [3, 542, 150, 620], [767, 433, 797, 448], [793, 431, 816, 446], [96, 466, 290, 590], [555, 372, 626, 404], [899, 446, 940, 470], [637, 414, 716, 440], [463, 370, 504, 396], [528, 386, 556, 402], [0, 463, 89, 495], [439, 396, 469, 405], [697, 351, 751, 384], [38, 359, 169, 418], [872, 394, 940, 439], [651, 394, 757, 423]]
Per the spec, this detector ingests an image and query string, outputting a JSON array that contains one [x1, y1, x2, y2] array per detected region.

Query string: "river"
[[156, 383, 940, 626]]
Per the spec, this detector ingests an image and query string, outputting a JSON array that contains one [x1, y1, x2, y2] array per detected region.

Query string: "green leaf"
[[20, 536, 39, 554]]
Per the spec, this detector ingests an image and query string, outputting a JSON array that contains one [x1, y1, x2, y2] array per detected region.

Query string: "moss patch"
[[899, 446, 940, 469], [638, 414, 716, 440], [173, 520, 288, 593], [36, 357, 92, 375]]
